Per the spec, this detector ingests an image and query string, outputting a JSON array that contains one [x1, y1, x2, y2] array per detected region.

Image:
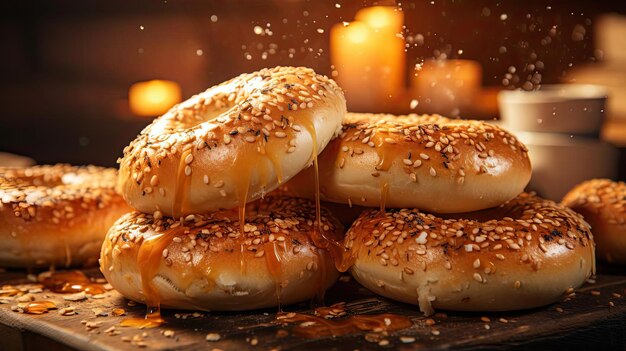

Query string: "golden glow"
[[355, 6, 403, 31], [129, 80, 182, 117], [344, 22, 370, 43]]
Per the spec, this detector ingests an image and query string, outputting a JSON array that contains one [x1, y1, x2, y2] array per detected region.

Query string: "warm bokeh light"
[[412, 59, 482, 115], [355, 6, 403, 32], [331, 6, 405, 112], [129, 80, 182, 117]]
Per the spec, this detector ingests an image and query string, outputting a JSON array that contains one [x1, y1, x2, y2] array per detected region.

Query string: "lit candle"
[[129, 80, 182, 117], [411, 59, 482, 116], [331, 22, 377, 110], [331, 6, 405, 111]]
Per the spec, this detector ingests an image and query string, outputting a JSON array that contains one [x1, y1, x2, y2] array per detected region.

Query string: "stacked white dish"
[[498, 84, 618, 200]]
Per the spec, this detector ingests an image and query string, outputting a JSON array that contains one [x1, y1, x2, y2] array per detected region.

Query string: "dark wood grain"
[[0, 267, 625, 351]]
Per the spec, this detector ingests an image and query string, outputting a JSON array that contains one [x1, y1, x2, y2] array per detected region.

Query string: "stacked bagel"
[[103, 66, 595, 316], [102, 67, 348, 311], [284, 113, 595, 315], [0, 164, 129, 268]]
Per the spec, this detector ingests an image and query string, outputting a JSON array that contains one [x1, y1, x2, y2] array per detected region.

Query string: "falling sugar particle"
[[500, 14, 508, 21], [253, 26, 263, 35], [139, 25, 144, 30], [210, 15, 218, 23], [196, 49, 203, 56], [335, 3, 341, 8], [410, 100, 419, 109], [317, 28, 325, 34]]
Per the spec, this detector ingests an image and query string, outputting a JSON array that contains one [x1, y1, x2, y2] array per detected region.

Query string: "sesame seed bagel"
[[0, 164, 130, 268], [284, 113, 531, 213], [119, 66, 346, 218], [344, 193, 595, 315], [100, 196, 343, 311], [562, 179, 626, 264]]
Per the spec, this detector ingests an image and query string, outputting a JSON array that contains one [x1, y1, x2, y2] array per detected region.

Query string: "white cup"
[[515, 131, 618, 201], [498, 84, 608, 136]]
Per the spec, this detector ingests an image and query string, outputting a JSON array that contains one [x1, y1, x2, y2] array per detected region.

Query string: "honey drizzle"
[[22, 300, 57, 315], [264, 241, 283, 310], [380, 181, 389, 214], [276, 309, 413, 338], [299, 120, 329, 245], [40, 271, 106, 295], [235, 156, 252, 274], [121, 230, 174, 328], [298, 119, 356, 274], [172, 149, 192, 218], [265, 149, 284, 184]]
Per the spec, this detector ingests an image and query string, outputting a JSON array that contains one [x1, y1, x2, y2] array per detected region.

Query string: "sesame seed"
[[473, 258, 480, 268], [184, 153, 194, 164]]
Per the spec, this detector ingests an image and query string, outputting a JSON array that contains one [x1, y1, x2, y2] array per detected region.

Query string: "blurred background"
[[1, 0, 625, 199]]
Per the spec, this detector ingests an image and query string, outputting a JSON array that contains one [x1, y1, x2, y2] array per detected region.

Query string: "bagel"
[[0, 164, 129, 268], [343, 193, 595, 315], [284, 113, 532, 213], [100, 196, 343, 311], [119, 66, 346, 218], [562, 179, 626, 264]]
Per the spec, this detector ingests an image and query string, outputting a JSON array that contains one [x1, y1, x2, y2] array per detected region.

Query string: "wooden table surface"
[[0, 266, 625, 351]]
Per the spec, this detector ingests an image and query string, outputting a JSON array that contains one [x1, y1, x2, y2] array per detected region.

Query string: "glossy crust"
[[100, 196, 344, 311], [562, 179, 626, 264], [284, 113, 532, 213], [0, 165, 129, 268], [345, 193, 595, 315], [119, 66, 346, 218]]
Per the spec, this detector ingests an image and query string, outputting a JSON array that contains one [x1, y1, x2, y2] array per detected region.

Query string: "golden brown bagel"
[[100, 196, 343, 311], [284, 113, 531, 213], [344, 193, 595, 315], [562, 179, 626, 264], [0, 164, 129, 268], [119, 67, 346, 218]]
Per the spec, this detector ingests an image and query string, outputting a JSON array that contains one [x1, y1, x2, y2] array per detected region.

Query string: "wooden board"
[[1, 267, 626, 351]]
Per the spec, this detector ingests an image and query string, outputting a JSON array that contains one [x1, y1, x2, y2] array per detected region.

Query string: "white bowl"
[[498, 84, 608, 135], [515, 131, 618, 201]]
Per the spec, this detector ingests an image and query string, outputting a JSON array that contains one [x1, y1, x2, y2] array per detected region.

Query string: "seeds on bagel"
[[344, 193, 595, 315], [119, 66, 346, 218]]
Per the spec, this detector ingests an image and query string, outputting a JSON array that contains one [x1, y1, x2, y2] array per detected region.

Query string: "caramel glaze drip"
[[40, 271, 106, 295], [299, 119, 355, 274], [276, 305, 413, 338], [120, 231, 173, 328], [22, 300, 57, 315], [172, 149, 193, 218], [119, 310, 165, 329]]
